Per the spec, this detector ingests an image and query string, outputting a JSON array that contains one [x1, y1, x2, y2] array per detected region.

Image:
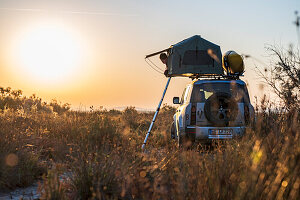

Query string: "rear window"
[[190, 82, 250, 103]]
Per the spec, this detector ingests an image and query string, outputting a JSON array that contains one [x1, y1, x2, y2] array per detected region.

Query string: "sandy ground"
[[0, 183, 40, 200]]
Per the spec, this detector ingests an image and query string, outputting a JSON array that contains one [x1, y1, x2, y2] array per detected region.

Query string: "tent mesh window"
[[182, 50, 214, 66]]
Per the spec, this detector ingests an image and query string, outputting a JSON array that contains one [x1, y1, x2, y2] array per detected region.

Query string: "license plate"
[[209, 129, 233, 135]]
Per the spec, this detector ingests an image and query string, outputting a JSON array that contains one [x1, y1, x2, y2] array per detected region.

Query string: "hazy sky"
[[0, 0, 299, 110]]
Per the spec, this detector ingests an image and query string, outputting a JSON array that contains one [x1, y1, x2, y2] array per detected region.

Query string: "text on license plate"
[[209, 129, 233, 135]]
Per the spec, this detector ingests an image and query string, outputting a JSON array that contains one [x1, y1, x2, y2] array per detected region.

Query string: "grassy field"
[[0, 88, 299, 199]]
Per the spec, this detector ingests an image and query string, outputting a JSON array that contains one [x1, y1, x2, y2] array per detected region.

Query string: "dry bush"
[[37, 100, 299, 200], [0, 87, 298, 200], [0, 111, 47, 191], [260, 45, 300, 112]]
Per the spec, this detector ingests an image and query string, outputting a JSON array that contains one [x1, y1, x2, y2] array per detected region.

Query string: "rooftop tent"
[[167, 35, 224, 76]]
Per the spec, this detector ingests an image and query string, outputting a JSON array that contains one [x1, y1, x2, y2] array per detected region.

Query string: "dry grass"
[[0, 91, 299, 199]]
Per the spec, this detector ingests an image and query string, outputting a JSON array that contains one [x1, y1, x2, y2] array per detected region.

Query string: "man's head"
[[159, 53, 168, 64]]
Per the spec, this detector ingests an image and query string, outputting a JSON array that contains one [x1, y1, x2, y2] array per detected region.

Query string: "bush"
[[122, 106, 139, 131], [0, 87, 298, 200]]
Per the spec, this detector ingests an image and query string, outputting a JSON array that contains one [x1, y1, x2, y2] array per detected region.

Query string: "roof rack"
[[175, 73, 243, 80]]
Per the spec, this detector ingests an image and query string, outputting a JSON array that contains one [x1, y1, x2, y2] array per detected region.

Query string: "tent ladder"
[[142, 77, 171, 151]]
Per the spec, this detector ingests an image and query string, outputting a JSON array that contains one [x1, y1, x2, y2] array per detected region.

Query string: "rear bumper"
[[184, 126, 246, 141]]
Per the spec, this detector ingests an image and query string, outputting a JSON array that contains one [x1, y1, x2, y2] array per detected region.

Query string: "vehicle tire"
[[178, 134, 193, 149], [171, 121, 175, 139], [178, 134, 185, 148]]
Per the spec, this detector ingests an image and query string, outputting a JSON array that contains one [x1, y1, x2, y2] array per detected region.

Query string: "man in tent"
[[160, 53, 169, 77]]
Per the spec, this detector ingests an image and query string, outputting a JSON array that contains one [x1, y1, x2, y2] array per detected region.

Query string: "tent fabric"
[[167, 35, 224, 76]]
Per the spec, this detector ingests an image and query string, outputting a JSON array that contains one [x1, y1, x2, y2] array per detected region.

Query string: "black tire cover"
[[204, 92, 238, 126]]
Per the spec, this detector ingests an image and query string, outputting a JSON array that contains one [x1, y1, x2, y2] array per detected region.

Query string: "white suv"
[[172, 78, 254, 146]]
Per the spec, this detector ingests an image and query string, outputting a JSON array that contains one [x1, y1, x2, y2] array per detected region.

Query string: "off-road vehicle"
[[171, 78, 254, 146], [142, 35, 254, 150]]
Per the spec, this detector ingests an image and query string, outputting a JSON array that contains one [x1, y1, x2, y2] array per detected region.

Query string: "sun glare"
[[14, 23, 84, 83]]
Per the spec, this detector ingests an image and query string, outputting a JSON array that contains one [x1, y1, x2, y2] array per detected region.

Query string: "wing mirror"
[[173, 97, 180, 104]]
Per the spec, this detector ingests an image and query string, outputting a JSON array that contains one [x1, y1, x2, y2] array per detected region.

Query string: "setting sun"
[[13, 23, 84, 82], [0, 1, 299, 199]]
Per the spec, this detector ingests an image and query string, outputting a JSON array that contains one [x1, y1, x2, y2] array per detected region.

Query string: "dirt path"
[[0, 183, 40, 200]]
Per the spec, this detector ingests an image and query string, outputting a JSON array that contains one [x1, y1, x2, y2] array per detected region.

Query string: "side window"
[[181, 85, 191, 104]]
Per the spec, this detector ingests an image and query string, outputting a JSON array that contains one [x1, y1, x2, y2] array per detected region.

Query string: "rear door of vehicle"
[[191, 81, 248, 127], [190, 83, 212, 126]]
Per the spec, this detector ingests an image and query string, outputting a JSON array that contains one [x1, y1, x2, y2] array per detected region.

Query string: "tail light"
[[191, 105, 196, 125]]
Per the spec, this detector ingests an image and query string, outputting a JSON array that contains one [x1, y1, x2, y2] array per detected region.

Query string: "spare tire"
[[204, 92, 238, 127]]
